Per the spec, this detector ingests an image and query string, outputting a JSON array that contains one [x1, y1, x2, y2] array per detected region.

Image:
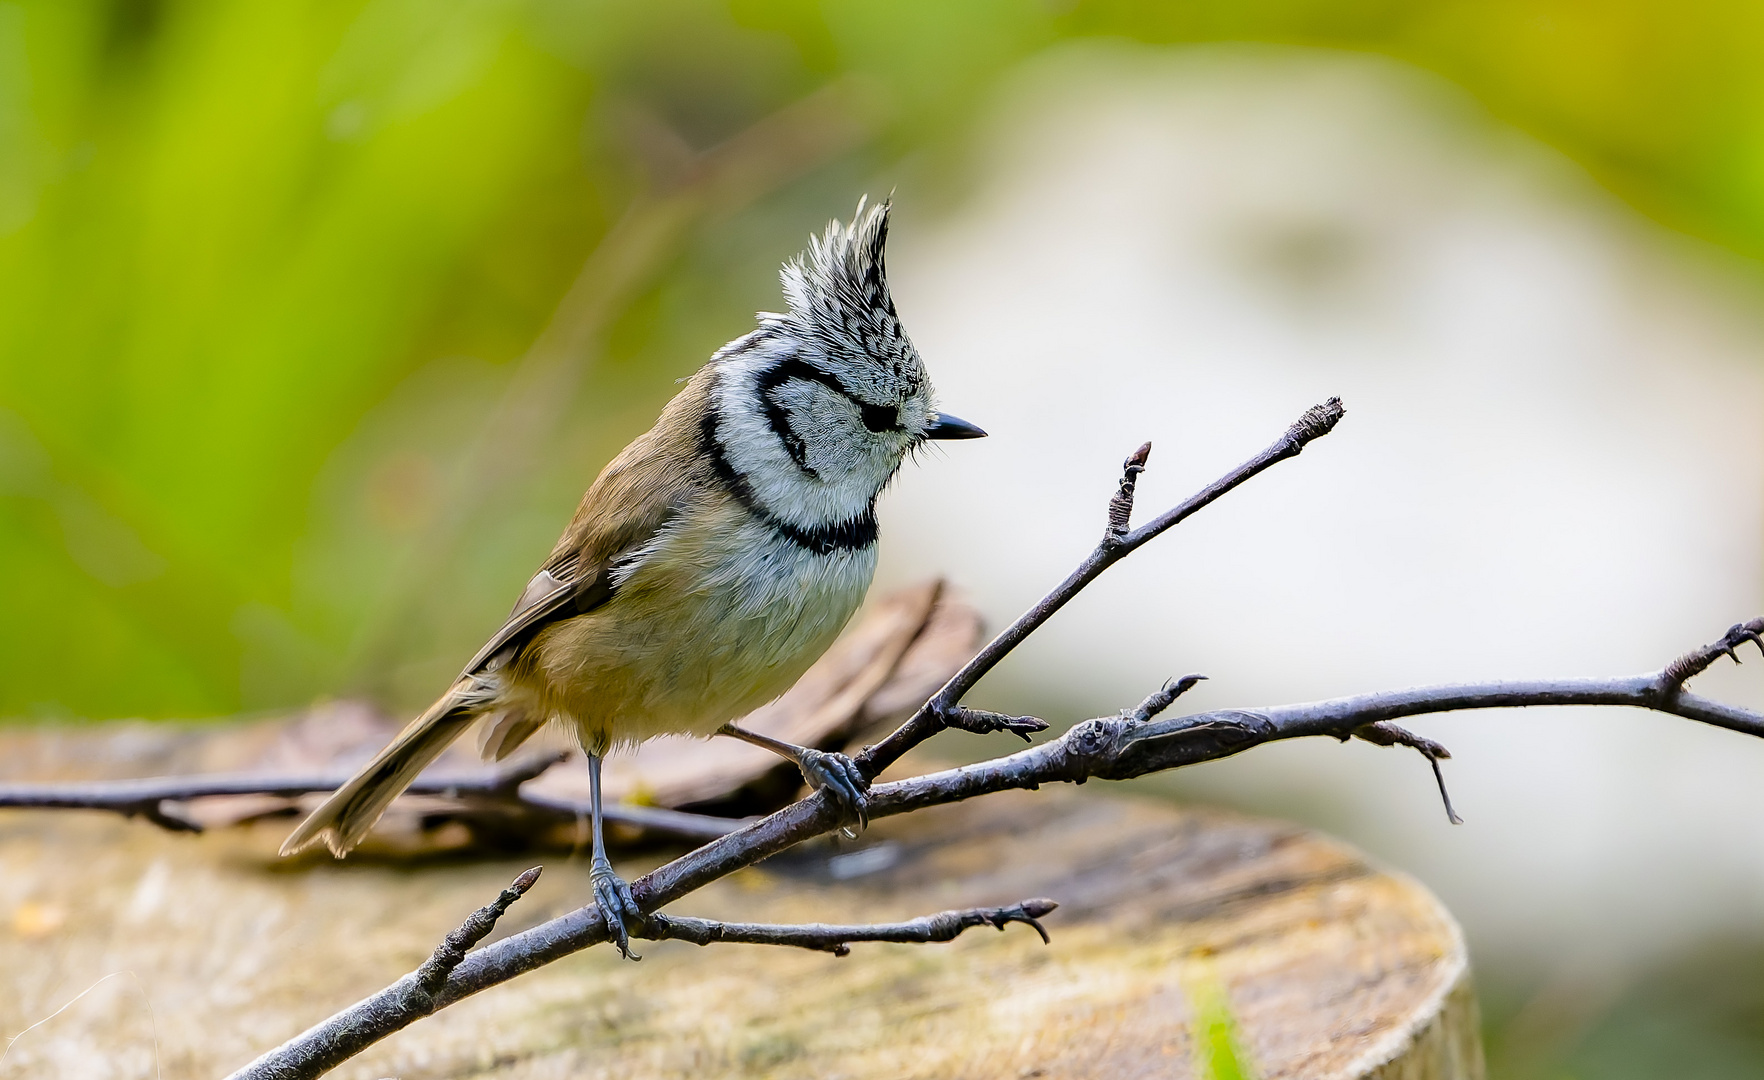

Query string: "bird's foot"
[[591, 856, 643, 961], [797, 748, 870, 829]]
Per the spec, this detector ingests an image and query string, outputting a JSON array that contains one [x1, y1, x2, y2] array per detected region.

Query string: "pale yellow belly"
[[508, 503, 876, 753]]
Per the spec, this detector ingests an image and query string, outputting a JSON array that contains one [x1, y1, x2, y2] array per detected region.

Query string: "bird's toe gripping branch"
[[799, 748, 871, 829], [590, 859, 644, 961]]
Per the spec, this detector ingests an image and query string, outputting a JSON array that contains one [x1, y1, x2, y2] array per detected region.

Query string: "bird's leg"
[[717, 723, 868, 827], [587, 750, 642, 960]]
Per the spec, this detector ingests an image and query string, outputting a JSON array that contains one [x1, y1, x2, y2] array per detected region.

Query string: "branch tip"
[[1429, 755, 1464, 826], [1105, 440, 1153, 540], [1285, 396, 1345, 449], [1131, 674, 1208, 723], [1661, 616, 1764, 691], [511, 866, 543, 895]]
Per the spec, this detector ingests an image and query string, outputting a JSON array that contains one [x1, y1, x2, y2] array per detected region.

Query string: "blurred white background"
[[876, 43, 1764, 986]]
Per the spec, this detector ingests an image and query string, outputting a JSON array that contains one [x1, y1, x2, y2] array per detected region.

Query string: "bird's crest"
[[773, 198, 923, 390]]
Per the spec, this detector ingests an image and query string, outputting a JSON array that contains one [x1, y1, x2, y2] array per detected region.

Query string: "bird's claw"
[[591, 857, 643, 961], [798, 748, 870, 830]]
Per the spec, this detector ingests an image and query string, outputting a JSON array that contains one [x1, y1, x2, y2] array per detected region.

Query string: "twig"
[[1661, 617, 1764, 691], [0, 754, 746, 843], [415, 868, 544, 992], [857, 398, 1345, 779], [1350, 721, 1462, 824], [228, 868, 541, 1080], [643, 899, 1057, 956], [1131, 674, 1208, 723]]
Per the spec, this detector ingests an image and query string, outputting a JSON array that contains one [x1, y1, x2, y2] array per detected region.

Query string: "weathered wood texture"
[[1, 728, 1480, 1079]]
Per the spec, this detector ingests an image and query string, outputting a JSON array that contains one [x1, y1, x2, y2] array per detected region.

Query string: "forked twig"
[[237, 867, 542, 1080]]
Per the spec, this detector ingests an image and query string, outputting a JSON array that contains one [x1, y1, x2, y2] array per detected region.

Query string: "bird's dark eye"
[[859, 402, 899, 433]]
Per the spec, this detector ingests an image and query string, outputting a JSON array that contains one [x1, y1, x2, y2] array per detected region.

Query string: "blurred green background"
[[7, 2, 1764, 1077], [6, 0, 1764, 723]]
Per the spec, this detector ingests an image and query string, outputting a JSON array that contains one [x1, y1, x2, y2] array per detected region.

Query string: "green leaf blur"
[[2, 0, 1760, 720]]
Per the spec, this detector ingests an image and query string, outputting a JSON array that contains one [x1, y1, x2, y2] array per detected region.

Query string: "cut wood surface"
[[0, 749, 1481, 1077]]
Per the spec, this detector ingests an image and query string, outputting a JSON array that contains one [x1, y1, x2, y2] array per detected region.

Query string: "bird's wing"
[[459, 365, 717, 680], [456, 554, 615, 678], [457, 491, 683, 680]]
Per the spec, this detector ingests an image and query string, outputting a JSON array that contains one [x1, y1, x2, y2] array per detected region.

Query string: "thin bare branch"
[[642, 899, 1058, 956], [1350, 721, 1462, 824], [227, 867, 541, 1080], [857, 397, 1345, 779], [0, 754, 745, 843]]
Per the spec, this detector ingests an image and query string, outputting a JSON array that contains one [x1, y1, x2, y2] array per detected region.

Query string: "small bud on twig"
[[1105, 442, 1152, 542], [1130, 674, 1208, 723]]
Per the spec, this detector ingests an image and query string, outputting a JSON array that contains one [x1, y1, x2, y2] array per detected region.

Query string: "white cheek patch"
[[710, 342, 911, 531]]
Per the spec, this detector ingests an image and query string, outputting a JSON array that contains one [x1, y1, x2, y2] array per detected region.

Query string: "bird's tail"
[[280, 678, 490, 858]]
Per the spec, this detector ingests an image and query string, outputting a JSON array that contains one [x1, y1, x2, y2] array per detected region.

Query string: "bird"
[[280, 198, 986, 958]]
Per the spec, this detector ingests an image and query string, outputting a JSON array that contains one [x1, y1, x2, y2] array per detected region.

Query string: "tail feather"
[[280, 681, 488, 858]]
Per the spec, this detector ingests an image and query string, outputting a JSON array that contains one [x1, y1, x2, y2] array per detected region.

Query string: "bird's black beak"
[[924, 412, 987, 440]]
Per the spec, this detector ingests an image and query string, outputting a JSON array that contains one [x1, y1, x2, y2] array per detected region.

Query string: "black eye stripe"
[[757, 357, 903, 433]]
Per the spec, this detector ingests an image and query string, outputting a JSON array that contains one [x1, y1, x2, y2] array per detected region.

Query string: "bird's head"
[[706, 199, 984, 531]]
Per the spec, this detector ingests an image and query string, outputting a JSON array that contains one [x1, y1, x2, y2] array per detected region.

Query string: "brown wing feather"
[[458, 369, 719, 679]]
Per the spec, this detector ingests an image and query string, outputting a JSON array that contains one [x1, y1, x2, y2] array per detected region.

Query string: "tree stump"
[[0, 735, 1480, 1079]]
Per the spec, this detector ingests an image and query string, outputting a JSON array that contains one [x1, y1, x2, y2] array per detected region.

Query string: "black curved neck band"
[[699, 402, 878, 555]]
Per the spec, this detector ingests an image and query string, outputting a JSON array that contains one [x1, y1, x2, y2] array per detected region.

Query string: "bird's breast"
[[519, 498, 877, 748]]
